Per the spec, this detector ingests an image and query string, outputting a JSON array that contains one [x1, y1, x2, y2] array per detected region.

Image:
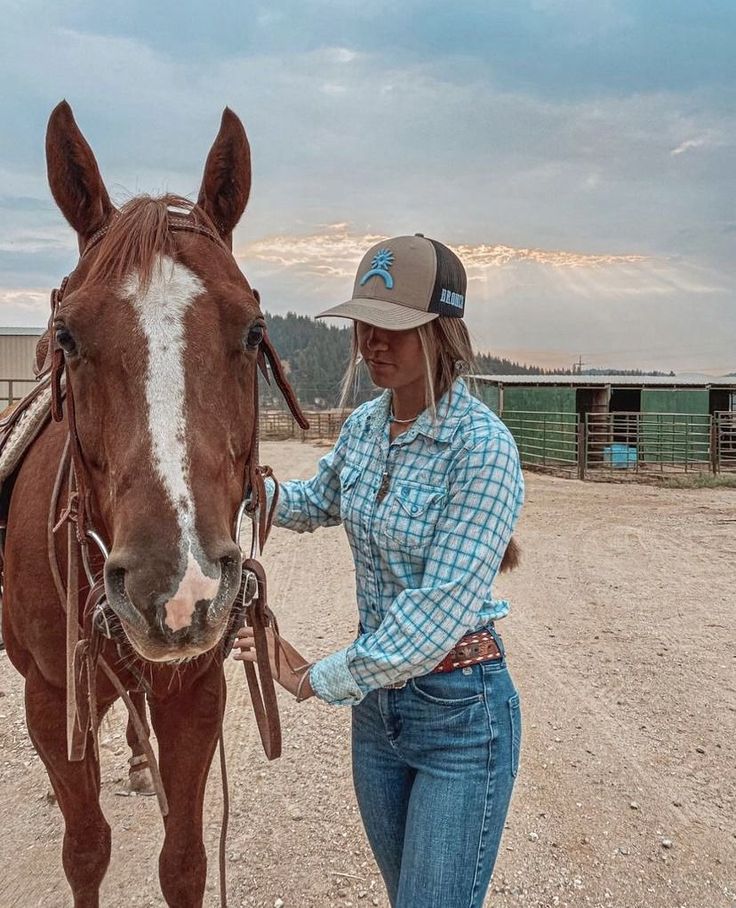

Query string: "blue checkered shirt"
[[269, 378, 524, 707]]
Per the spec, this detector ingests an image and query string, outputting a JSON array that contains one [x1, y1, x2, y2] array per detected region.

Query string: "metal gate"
[[501, 411, 579, 474], [584, 412, 713, 476], [715, 411, 736, 472]]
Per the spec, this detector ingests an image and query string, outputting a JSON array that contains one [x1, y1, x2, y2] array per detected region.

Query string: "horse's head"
[[46, 101, 263, 662]]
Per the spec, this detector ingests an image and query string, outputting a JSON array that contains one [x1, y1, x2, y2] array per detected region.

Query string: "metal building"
[[0, 327, 45, 409]]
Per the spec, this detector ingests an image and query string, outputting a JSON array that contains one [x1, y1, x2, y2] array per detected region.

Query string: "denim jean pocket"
[[409, 671, 485, 708], [508, 691, 522, 777]]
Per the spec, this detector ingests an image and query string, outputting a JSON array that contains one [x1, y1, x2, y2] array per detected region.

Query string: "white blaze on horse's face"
[[123, 255, 220, 633]]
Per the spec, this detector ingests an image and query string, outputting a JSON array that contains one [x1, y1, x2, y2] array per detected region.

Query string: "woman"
[[233, 234, 524, 908]]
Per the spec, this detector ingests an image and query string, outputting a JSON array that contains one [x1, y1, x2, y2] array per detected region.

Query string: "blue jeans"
[[351, 655, 521, 908]]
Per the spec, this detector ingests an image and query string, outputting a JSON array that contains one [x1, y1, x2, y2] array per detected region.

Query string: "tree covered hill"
[[263, 311, 544, 409]]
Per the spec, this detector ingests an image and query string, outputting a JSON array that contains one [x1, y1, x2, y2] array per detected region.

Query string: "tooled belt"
[[432, 629, 503, 674], [384, 629, 504, 689]]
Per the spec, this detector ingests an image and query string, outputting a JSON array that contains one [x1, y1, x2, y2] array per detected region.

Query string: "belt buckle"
[[384, 680, 407, 690]]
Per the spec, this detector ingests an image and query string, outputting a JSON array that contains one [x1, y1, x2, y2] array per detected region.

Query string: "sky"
[[0, 0, 734, 374]]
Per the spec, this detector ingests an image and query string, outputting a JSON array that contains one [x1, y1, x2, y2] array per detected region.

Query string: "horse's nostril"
[[102, 560, 150, 637], [105, 564, 126, 599], [216, 539, 242, 564], [219, 553, 239, 574]]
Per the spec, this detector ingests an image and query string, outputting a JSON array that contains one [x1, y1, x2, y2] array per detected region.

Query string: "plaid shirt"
[[269, 378, 524, 707]]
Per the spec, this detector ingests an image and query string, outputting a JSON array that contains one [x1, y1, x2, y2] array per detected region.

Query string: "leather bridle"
[[46, 212, 309, 781]]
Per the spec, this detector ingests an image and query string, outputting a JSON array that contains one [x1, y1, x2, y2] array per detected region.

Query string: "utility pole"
[[572, 355, 585, 375]]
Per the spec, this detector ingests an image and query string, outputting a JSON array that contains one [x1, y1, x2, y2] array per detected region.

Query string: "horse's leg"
[[125, 690, 156, 794], [25, 662, 111, 908], [149, 662, 225, 908]]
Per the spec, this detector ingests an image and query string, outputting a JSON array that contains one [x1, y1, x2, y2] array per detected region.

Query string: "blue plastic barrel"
[[604, 443, 637, 468]]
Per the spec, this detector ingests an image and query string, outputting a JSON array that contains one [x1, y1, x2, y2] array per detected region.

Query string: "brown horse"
[[2, 101, 280, 906]]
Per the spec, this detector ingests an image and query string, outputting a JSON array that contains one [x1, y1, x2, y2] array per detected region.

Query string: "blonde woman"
[[234, 234, 524, 908]]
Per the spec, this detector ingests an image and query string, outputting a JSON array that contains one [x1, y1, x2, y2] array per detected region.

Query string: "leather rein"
[[45, 216, 309, 815]]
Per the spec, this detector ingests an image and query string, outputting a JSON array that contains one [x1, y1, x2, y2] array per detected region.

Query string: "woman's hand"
[[232, 625, 315, 701]]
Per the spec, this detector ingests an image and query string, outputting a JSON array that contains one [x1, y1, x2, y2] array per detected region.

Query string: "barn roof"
[[474, 374, 736, 389], [0, 327, 45, 336]]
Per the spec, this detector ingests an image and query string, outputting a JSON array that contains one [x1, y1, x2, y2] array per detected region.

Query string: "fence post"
[[577, 418, 586, 481], [710, 417, 719, 475]]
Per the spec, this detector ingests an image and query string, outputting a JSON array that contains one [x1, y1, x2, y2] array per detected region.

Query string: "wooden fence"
[[260, 409, 350, 441]]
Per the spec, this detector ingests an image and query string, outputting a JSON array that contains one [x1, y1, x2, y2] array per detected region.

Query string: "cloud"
[[321, 47, 360, 64], [242, 225, 666, 310], [238, 223, 733, 375], [245, 223, 650, 279], [0, 6, 734, 373], [456, 243, 647, 269], [0, 288, 49, 317], [670, 134, 717, 156]]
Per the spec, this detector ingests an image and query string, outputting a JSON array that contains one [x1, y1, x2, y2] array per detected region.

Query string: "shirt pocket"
[[382, 480, 446, 552], [339, 464, 361, 523]]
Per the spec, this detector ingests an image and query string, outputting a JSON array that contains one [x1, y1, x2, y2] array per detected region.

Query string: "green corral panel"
[[473, 382, 500, 414], [640, 389, 710, 466], [641, 389, 709, 415], [500, 386, 578, 467], [503, 386, 577, 414]]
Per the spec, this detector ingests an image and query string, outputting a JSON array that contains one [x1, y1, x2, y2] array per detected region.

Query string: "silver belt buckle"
[[384, 680, 407, 690]]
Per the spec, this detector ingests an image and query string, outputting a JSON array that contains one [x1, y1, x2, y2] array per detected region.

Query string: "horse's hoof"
[[128, 766, 156, 796], [127, 754, 156, 796]]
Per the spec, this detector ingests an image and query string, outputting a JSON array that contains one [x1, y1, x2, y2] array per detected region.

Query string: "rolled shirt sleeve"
[[309, 429, 524, 706]]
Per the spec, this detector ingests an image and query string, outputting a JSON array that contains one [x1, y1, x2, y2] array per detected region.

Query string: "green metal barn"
[[473, 374, 736, 477]]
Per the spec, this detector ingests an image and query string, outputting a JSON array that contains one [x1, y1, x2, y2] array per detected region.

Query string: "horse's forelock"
[[86, 194, 222, 293]]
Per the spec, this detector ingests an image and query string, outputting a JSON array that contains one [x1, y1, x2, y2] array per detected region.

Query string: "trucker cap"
[[316, 234, 466, 330]]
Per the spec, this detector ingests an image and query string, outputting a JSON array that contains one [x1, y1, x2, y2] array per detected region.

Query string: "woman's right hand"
[[232, 625, 315, 701]]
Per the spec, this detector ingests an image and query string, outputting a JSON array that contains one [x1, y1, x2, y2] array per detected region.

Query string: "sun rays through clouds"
[[239, 224, 721, 300]]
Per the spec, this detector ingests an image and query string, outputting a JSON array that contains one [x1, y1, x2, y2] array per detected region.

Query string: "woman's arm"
[[309, 428, 524, 705], [233, 626, 316, 700], [266, 418, 352, 533]]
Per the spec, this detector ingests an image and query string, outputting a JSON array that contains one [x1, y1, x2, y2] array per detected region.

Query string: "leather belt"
[[384, 629, 504, 689], [432, 629, 503, 674]]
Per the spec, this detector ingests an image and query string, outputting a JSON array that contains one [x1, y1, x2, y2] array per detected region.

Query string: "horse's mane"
[[86, 194, 222, 291]]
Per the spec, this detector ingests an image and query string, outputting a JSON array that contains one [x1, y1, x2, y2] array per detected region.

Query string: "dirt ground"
[[1, 440, 734, 908]]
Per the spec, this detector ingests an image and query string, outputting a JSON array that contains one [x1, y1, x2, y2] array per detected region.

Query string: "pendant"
[[376, 471, 391, 502]]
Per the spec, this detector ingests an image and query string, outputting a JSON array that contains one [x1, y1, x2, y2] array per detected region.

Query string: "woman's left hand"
[[232, 625, 314, 701]]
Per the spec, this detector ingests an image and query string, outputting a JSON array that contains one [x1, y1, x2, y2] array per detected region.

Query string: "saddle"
[[0, 333, 56, 578]]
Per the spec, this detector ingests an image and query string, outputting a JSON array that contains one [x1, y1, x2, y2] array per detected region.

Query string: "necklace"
[[389, 406, 422, 424]]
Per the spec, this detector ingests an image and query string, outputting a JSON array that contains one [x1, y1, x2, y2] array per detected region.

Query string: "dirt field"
[[1, 440, 734, 908]]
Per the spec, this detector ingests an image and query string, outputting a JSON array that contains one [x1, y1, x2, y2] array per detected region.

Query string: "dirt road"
[[1, 441, 734, 907]]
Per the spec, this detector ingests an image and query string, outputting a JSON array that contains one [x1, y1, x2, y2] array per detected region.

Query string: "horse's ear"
[[46, 101, 114, 248], [197, 108, 251, 248]]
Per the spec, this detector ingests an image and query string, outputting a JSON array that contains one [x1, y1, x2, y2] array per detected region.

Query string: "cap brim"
[[316, 298, 438, 330]]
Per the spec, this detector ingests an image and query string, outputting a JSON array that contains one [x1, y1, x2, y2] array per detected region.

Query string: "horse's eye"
[[55, 326, 77, 356], [245, 324, 264, 349]]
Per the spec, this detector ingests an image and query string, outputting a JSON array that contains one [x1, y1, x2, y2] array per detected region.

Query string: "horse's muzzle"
[[102, 549, 244, 662]]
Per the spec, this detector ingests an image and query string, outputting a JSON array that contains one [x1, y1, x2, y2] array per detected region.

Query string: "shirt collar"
[[362, 378, 472, 444]]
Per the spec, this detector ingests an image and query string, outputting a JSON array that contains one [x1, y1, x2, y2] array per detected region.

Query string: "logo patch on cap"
[[359, 248, 395, 289], [440, 288, 465, 309]]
